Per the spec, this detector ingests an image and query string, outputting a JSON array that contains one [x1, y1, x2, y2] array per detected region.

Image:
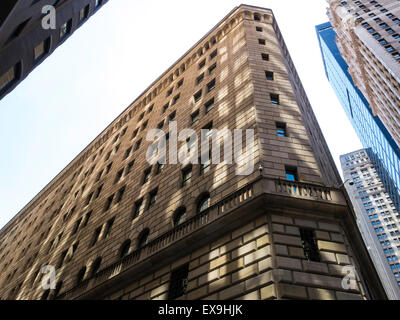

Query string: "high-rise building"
[[327, 0, 400, 149], [0, 0, 108, 100], [341, 149, 400, 300], [0, 5, 386, 300], [316, 22, 400, 218]]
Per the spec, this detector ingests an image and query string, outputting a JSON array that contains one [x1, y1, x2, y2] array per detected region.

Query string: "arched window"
[[91, 257, 102, 277], [120, 240, 131, 259], [254, 13, 260, 21], [173, 207, 187, 227], [76, 266, 86, 285], [137, 229, 150, 249], [197, 193, 210, 213]]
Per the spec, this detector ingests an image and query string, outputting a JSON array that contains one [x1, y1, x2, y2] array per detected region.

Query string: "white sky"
[[0, 0, 362, 230]]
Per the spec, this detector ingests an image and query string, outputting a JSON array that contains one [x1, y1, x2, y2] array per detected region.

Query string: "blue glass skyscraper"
[[316, 22, 400, 213]]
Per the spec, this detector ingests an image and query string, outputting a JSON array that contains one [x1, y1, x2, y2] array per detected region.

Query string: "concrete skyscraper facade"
[[316, 22, 400, 220], [327, 0, 400, 149], [341, 149, 400, 300], [0, 0, 108, 100], [0, 5, 386, 300]]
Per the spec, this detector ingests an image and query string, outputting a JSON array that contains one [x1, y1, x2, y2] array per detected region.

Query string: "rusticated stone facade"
[[0, 5, 386, 300]]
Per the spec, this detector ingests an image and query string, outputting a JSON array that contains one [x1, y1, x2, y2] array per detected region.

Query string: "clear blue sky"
[[0, 0, 362, 229]]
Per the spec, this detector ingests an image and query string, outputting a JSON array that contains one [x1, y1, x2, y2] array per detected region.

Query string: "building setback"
[[316, 22, 400, 220], [327, 0, 400, 149], [341, 149, 400, 299], [0, 5, 386, 300], [0, 0, 108, 100]]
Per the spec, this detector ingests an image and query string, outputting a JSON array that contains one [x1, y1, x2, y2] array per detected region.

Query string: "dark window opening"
[[168, 264, 189, 299], [300, 228, 321, 262]]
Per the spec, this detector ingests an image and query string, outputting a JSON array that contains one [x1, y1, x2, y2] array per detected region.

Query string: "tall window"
[[76, 267, 86, 284], [91, 258, 102, 277], [197, 193, 210, 213], [116, 186, 126, 203], [191, 110, 200, 125], [300, 228, 320, 262], [91, 227, 102, 246], [143, 167, 152, 184], [120, 240, 131, 258], [138, 229, 150, 249], [79, 5, 89, 22], [104, 194, 114, 212], [59, 19, 72, 40], [173, 207, 187, 227], [168, 264, 189, 299], [104, 217, 115, 238], [148, 189, 158, 209], [132, 199, 143, 219], [182, 166, 192, 187]]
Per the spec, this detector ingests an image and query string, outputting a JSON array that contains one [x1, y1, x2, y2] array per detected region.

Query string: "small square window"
[[276, 122, 287, 137], [194, 90, 202, 103], [191, 110, 200, 125], [210, 49, 218, 60], [258, 39, 266, 45], [199, 59, 206, 69], [261, 53, 269, 61], [270, 93, 280, 105], [34, 37, 50, 62], [285, 166, 298, 181], [196, 73, 204, 85], [205, 98, 215, 113], [208, 63, 217, 75], [135, 139, 142, 151], [256, 27, 262, 32], [172, 94, 180, 105], [265, 71, 274, 80], [169, 111, 176, 122], [207, 79, 216, 92], [162, 103, 169, 114]]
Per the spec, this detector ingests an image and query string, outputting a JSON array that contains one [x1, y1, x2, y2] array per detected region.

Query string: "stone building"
[[0, 5, 386, 300]]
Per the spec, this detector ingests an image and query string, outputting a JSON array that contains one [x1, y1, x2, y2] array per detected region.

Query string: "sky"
[[0, 0, 362, 230]]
